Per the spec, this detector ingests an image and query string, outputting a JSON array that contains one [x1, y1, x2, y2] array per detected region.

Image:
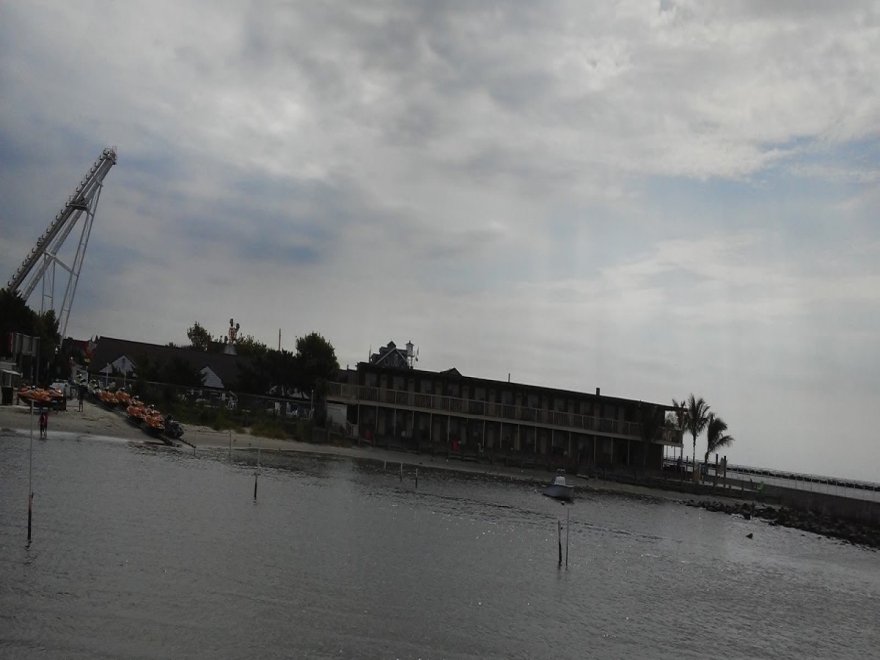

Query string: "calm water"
[[1, 432, 878, 659]]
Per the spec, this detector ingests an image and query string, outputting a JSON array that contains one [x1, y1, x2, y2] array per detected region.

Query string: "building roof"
[[370, 340, 411, 369], [90, 336, 244, 389], [355, 361, 672, 411]]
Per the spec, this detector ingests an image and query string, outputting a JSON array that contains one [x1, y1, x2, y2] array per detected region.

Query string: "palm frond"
[[705, 413, 734, 455]]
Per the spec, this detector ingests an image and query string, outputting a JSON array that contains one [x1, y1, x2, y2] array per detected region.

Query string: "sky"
[[1, 1, 879, 482]]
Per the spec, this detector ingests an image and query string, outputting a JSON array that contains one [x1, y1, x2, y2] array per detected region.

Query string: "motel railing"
[[326, 381, 682, 444]]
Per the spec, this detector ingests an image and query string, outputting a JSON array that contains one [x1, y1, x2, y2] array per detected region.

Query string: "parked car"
[[50, 381, 74, 398]]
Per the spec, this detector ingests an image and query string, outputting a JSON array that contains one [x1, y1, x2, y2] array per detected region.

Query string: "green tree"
[[135, 354, 163, 382], [677, 394, 710, 467], [163, 357, 205, 387], [235, 334, 269, 358], [0, 290, 63, 383], [0, 289, 36, 349], [187, 322, 213, 351], [34, 309, 62, 382], [294, 332, 339, 398], [704, 413, 734, 465]]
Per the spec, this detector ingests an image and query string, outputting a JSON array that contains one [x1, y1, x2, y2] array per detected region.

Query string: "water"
[[1, 433, 878, 659]]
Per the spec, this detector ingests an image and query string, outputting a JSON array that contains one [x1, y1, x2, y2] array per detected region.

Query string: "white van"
[[50, 381, 76, 398]]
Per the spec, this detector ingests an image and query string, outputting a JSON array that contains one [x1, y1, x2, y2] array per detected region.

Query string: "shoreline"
[[3, 400, 877, 549], [0, 400, 726, 501]]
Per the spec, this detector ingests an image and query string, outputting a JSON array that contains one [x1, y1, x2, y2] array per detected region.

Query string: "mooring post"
[[27, 399, 34, 544], [557, 519, 562, 567], [565, 506, 570, 569], [415, 468, 419, 489], [254, 439, 261, 502], [399, 462, 403, 482]]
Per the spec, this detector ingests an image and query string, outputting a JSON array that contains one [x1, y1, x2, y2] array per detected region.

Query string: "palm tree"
[[703, 413, 734, 465], [683, 394, 710, 469]]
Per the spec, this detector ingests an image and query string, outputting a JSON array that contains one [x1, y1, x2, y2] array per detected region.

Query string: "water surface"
[[1, 433, 877, 659]]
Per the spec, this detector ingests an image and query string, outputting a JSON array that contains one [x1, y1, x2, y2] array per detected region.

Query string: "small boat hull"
[[543, 484, 574, 502]]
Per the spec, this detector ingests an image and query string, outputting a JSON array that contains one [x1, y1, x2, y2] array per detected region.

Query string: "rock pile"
[[685, 500, 880, 549]]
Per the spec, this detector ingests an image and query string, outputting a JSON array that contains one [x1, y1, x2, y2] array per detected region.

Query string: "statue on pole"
[[224, 318, 241, 355]]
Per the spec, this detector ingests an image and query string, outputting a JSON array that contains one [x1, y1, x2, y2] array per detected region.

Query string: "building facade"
[[326, 360, 682, 471]]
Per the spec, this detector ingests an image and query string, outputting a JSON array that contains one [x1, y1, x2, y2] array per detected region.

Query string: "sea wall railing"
[[326, 382, 682, 444]]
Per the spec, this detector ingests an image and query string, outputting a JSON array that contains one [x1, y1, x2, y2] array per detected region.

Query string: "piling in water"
[[565, 506, 570, 569], [557, 519, 562, 567], [27, 400, 34, 544]]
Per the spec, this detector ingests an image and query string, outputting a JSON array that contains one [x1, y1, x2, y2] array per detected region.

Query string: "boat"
[[543, 470, 574, 502], [17, 386, 65, 408], [116, 389, 132, 408], [143, 407, 166, 435], [126, 398, 146, 425], [99, 387, 118, 407]]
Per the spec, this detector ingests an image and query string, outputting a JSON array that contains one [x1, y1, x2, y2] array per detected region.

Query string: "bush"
[[250, 418, 288, 440]]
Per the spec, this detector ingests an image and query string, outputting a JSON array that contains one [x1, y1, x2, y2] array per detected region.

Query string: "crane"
[[6, 147, 117, 338]]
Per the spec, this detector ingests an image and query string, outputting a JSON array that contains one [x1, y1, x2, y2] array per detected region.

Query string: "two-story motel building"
[[326, 343, 682, 471]]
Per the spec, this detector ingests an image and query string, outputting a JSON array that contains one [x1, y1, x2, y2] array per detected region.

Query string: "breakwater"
[[685, 499, 880, 549]]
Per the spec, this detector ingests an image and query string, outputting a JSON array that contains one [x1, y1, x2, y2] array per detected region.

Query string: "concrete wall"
[[762, 483, 880, 525]]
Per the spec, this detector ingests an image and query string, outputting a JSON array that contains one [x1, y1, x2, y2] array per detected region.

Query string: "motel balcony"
[[326, 381, 682, 446]]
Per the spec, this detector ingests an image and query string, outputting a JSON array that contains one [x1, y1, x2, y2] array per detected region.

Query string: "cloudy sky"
[[2, 1, 879, 481]]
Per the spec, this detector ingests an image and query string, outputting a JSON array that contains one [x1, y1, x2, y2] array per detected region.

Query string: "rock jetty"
[[685, 499, 880, 549]]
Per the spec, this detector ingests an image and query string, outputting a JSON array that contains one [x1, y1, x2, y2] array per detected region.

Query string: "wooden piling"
[[557, 519, 562, 567], [27, 400, 34, 543], [565, 506, 570, 568]]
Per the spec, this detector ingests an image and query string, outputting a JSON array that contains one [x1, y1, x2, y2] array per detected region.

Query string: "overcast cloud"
[[2, 1, 879, 481]]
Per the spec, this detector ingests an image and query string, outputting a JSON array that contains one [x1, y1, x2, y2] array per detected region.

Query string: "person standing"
[[39, 409, 48, 439], [77, 385, 84, 412]]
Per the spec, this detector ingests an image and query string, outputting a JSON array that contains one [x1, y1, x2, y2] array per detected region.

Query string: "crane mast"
[[6, 147, 117, 337]]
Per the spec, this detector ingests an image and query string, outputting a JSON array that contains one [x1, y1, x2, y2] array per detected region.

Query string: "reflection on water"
[[1, 432, 878, 659]]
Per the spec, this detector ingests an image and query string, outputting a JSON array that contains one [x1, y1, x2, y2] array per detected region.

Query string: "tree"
[[0, 289, 37, 350], [187, 322, 213, 352], [235, 334, 269, 358], [0, 289, 62, 383], [704, 413, 734, 465], [34, 309, 62, 382], [295, 332, 339, 400], [163, 357, 205, 388], [679, 394, 710, 468]]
